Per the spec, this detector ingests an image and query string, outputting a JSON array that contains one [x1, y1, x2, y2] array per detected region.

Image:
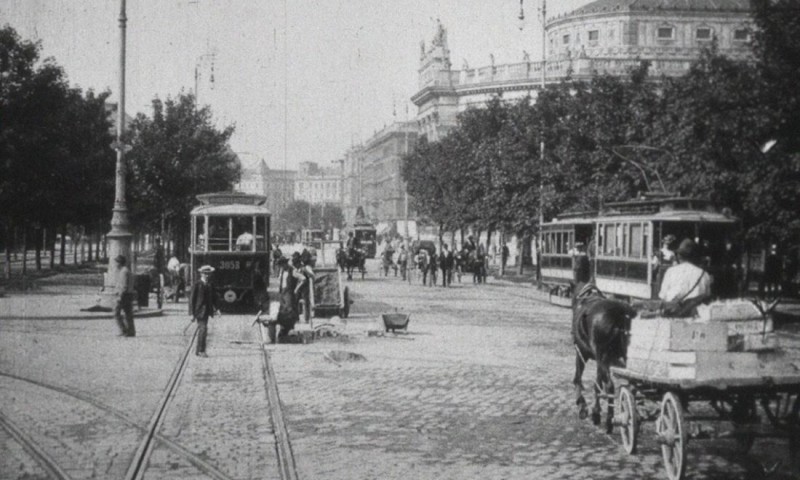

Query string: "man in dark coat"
[[189, 265, 218, 357], [274, 257, 306, 341]]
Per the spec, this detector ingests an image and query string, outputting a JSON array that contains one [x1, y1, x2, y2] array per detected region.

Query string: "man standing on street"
[[189, 265, 218, 357], [501, 244, 510, 273], [114, 255, 135, 337]]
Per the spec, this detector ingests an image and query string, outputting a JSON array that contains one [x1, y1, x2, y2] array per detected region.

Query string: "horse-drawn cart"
[[608, 300, 800, 480], [311, 267, 351, 319]]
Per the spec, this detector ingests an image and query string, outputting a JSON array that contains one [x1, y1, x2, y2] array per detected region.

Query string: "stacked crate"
[[626, 300, 781, 381]]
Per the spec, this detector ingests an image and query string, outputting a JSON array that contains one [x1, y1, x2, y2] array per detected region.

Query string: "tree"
[[126, 94, 241, 255], [1, 26, 114, 276]]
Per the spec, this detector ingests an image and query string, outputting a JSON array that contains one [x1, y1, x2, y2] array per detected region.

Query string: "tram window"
[[194, 217, 204, 251], [621, 223, 628, 257], [233, 216, 254, 251], [208, 217, 230, 251], [630, 223, 643, 258], [603, 224, 616, 255], [255, 216, 267, 251]]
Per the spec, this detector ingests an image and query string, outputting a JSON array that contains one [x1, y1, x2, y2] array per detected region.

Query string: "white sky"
[[1, 0, 589, 170]]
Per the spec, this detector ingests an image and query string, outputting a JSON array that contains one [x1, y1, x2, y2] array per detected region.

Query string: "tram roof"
[[190, 204, 271, 216], [544, 195, 737, 226]]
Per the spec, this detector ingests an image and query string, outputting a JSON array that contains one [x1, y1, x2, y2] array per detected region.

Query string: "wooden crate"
[[626, 351, 761, 381], [629, 318, 728, 352]]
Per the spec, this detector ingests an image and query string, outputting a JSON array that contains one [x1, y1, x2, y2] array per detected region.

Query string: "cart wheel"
[[731, 398, 757, 454], [618, 386, 639, 455], [658, 392, 688, 480], [340, 287, 350, 318]]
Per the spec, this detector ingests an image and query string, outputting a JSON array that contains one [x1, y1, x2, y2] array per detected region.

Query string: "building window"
[[734, 28, 750, 42], [588, 30, 599, 42], [696, 27, 712, 41], [562, 34, 570, 45], [657, 26, 675, 40]]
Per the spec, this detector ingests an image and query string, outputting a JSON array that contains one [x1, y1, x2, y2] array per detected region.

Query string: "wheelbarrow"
[[382, 313, 410, 333]]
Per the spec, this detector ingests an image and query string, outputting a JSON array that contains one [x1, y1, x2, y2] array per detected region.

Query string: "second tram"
[[189, 192, 271, 311], [540, 194, 739, 301], [349, 223, 377, 259]]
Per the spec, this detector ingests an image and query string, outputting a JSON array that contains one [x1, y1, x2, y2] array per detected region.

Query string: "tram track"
[[257, 322, 300, 480], [0, 327, 234, 480], [0, 410, 73, 480]]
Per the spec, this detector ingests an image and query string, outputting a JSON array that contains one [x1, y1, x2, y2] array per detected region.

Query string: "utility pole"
[[104, 0, 133, 302], [536, 0, 546, 285]]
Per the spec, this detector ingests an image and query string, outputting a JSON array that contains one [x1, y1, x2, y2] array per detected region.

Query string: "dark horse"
[[344, 247, 366, 280], [572, 283, 636, 433]]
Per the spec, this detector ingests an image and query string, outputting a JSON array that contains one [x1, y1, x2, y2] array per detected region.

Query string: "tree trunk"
[[3, 221, 11, 280], [438, 222, 444, 251], [21, 224, 28, 277], [60, 224, 66, 266], [451, 231, 456, 251], [519, 232, 525, 275], [49, 226, 56, 270], [35, 226, 42, 271], [73, 230, 79, 265]]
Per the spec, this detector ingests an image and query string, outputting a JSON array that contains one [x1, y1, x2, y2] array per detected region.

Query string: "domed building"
[[411, 0, 753, 141]]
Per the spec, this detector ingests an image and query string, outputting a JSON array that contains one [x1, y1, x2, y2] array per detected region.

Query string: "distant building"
[[294, 161, 342, 205], [237, 159, 295, 216], [412, 1, 753, 141], [345, 122, 417, 228]]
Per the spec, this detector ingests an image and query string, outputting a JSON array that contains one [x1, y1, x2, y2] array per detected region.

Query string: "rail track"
[[0, 314, 304, 480], [0, 327, 231, 480]]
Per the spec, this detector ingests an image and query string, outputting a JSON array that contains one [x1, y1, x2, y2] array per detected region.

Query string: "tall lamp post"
[[105, 0, 133, 298], [519, 0, 547, 282]]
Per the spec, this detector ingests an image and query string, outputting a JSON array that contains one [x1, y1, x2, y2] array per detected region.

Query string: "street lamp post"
[[536, 0, 546, 285], [104, 0, 133, 300]]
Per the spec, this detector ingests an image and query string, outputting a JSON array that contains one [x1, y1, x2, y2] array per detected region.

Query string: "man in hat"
[[659, 238, 712, 307], [114, 255, 135, 337], [189, 265, 218, 357]]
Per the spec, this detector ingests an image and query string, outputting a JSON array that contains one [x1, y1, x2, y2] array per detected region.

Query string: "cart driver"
[[659, 238, 712, 315]]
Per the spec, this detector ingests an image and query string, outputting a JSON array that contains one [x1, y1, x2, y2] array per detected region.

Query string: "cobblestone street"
[[1, 265, 800, 479], [271, 262, 800, 480]]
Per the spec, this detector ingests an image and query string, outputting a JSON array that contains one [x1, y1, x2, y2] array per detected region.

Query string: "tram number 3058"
[[218, 260, 241, 270]]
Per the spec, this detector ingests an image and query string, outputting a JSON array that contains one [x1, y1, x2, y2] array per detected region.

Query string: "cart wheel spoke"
[[659, 392, 687, 480]]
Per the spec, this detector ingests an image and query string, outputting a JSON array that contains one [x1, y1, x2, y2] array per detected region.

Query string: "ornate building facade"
[[411, 0, 753, 141], [342, 122, 418, 228], [294, 161, 342, 205], [237, 160, 295, 216]]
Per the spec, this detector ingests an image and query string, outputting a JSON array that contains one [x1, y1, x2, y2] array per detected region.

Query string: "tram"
[[189, 192, 271, 311], [348, 223, 377, 259], [540, 193, 739, 301]]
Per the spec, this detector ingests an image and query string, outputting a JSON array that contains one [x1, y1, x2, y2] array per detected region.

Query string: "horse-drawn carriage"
[[573, 284, 797, 480]]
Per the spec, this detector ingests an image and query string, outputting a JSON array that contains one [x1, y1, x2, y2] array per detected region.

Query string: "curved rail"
[[0, 369, 234, 480], [0, 411, 73, 480]]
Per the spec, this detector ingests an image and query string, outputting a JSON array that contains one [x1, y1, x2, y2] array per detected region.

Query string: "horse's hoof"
[[591, 411, 601, 426]]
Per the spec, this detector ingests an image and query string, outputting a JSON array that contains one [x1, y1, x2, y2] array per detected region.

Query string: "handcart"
[[311, 267, 351, 319]]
